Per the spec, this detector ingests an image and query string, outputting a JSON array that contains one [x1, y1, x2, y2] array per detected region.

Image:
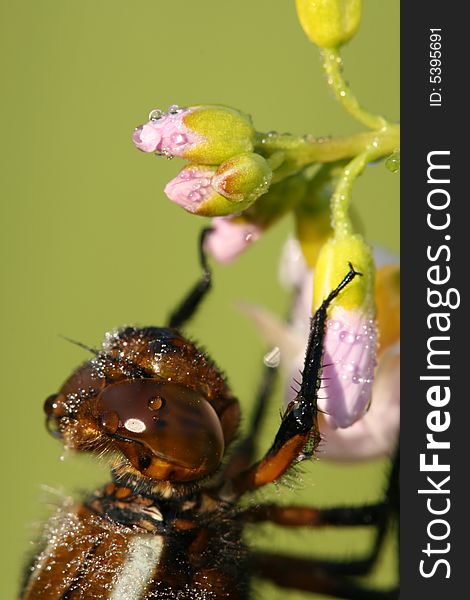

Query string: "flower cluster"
[[132, 0, 399, 463]]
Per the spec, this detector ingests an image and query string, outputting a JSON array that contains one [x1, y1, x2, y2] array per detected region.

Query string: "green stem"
[[321, 47, 389, 131], [255, 125, 399, 180], [331, 143, 384, 238]]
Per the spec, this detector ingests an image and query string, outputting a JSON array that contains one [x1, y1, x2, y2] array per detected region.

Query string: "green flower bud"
[[212, 152, 272, 204], [295, 0, 362, 48], [183, 105, 256, 164]]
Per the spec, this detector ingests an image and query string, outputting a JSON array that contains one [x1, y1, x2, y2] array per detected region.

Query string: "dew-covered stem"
[[321, 48, 389, 131], [255, 126, 399, 178], [330, 143, 384, 238]]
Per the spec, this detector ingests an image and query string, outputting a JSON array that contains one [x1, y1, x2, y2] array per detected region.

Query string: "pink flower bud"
[[133, 105, 255, 164], [164, 152, 271, 217], [204, 217, 262, 264]]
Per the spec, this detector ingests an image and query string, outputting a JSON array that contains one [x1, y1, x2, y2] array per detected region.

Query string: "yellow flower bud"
[[295, 0, 362, 48], [313, 233, 374, 311]]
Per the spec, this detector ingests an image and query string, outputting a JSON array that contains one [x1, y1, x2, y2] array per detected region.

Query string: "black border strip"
[[401, 3, 467, 596]]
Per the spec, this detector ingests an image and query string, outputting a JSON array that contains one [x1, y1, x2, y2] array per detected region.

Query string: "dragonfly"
[[20, 229, 399, 599]]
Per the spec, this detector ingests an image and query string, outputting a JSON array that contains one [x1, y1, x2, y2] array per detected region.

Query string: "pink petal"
[[285, 305, 378, 429], [321, 306, 378, 429], [132, 123, 162, 153], [204, 217, 263, 264], [164, 166, 216, 213], [132, 108, 203, 157]]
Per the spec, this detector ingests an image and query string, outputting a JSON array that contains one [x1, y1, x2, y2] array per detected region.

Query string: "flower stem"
[[331, 141, 385, 238], [321, 47, 389, 131], [255, 125, 399, 178]]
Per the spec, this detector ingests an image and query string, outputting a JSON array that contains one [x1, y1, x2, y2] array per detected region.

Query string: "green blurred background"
[[0, 1, 399, 598]]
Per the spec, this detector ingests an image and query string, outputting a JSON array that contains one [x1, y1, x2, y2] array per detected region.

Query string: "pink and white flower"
[[243, 239, 400, 460]]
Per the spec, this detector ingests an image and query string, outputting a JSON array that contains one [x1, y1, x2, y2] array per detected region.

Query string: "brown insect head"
[[43, 327, 240, 483]]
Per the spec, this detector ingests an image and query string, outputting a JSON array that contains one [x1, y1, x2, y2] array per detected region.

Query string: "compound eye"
[[97, 411, 120, 434], [94, 380, 225, 480]]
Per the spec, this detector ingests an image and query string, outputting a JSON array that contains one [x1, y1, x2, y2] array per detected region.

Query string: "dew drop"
[[385, 151, 400, 173], [149, 108, 165, 121], [264, 346, 281, 368], [148, 396, 164, 411]]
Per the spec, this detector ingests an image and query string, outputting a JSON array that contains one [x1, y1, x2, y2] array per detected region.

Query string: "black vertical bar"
[[402, 4, 467, 598]]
